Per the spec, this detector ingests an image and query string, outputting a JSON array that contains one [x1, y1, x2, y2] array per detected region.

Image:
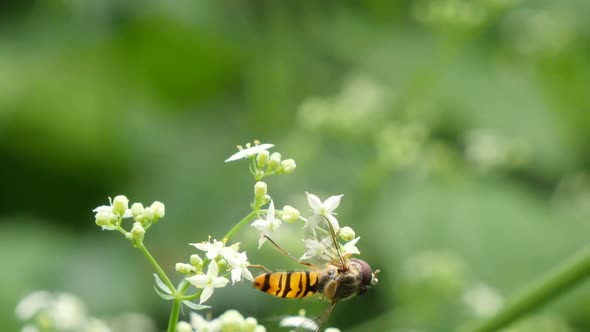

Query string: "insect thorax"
[[318, 263, 364, 301]]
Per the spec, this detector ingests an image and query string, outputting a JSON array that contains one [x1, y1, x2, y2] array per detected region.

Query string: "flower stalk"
[[223, 209, 259, 242], [470, 244, 590, 332]]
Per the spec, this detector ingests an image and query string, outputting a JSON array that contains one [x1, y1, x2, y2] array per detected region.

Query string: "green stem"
[[167, 298, 181, 332], [181, 289, 204, 301], [138, 243, 176, 294], [167, 279, 192, 332], [223, 209, 259, 241], [470, 245, 590, 332]]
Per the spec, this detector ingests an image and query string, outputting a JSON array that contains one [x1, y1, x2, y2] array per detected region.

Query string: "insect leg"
[[263, 235, 318, 269], [247, 264, 273, 273]]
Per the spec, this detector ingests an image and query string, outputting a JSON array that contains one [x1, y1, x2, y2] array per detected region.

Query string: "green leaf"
[[154, 286, 175, 300], [182, 300, 210, 311], [153, 273, 172, 294]]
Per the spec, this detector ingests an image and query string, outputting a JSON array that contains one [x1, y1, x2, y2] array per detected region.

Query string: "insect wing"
[[295, 302, 337, 332], [302, 214, 347, 269]]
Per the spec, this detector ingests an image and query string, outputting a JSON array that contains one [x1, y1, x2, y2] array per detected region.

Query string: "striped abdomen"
[[253, 271, 323, 299]]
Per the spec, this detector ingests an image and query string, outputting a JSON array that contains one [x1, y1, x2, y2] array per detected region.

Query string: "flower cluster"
[[92, 195, 165, 247], [227, 142, 362, 266], [178, 239, 253, 304], [80, 141, 370, 332], [279, 309, 341, 332], [225, 140, 297, 180], [16, 291, 157, 332], [177, 310, 266, 332]]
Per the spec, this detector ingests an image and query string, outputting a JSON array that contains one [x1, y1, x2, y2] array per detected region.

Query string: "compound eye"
[[352, 259, 373, 287]]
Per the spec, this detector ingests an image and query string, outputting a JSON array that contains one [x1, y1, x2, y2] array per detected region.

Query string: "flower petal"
[[207, 260, 219, 278], [279, 316, 318, 330], [251, 219, 269, 232], [323, 195, 343, 213], [267, 200, 275, 220], [92, 205, 112, 213], [190, 312, 208, 328], [231, 268, 242, 284], [199, 287, 214, 304], [186, 274, 208, 288], [122, 209, 133, 219], [212, 276, 229, 288], [326, 214, 340, 232], [224, 143, 274, 162], [306, 192, 324, 213], [242, 267, 254, 281]]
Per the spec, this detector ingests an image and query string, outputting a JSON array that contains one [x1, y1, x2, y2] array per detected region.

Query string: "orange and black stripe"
[[253, 271, 320, 299]]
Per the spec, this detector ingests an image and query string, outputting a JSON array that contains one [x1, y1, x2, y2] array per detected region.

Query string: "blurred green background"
[[2, 0, 590, 331]]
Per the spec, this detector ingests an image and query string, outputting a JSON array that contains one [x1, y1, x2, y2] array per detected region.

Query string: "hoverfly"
[[253, 214, 380, 331]]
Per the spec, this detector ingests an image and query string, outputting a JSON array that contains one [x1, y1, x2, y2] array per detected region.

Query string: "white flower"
[[186, 261, 229, 304], [177, 321, 193, 332], [51, 293, 87, 330], [341, 237, 360, 257], [251, 201, 282, 248], [301, 237, 333, 261], [190, 312, 221, 332], [463, 282, 503, 318], [225, 143, 274, 162], [16, 291, 88, 330], [21, 325, 39, 332], [279, 315, 318, 331], [92, 203, 132, 230], [15, 291, 53, 320], [225, 252, 254, 284], [190, 239, 237, 260], [218, 310, 245, 330], [84, 317, 112, 332], [306, 193, 343, 231]]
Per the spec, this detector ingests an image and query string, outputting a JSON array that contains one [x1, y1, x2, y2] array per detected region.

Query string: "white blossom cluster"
[[177, 310, 266, 332], [92, 195, 165, 246], [180, 239, 254, 304], [226, 142, 362, 269], [16, 291, 158, 332]]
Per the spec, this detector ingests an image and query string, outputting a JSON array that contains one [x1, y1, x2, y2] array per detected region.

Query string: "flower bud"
[[280, 159, 296, 174], [267, 152, 281, 171], [151, 201, 165, 220], [190, 254, 203, 271], [281, 205, 300, 223], [256, 150, 270, 168], [243, 317, 258, 332], [261, 194, 271, 206], [176, 263, 196, 275], [254, 182, 267, 201], [143, 207, 155, 221], [95, 212, 115, 230], [131, 222, 145, 244], [217, 258, 228, 272], [339, 226, 355, 241], [177, 321, 192, 332], [131, 203, 144, 218], [219, 310, 244, 330], [112, 195, 129, 216], [325, 328, 341, 332]]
